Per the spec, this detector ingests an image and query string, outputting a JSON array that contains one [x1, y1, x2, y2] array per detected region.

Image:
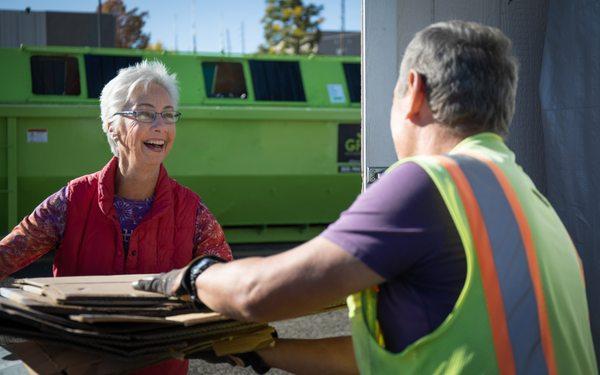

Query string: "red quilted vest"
[[54, 157, 199, 374]]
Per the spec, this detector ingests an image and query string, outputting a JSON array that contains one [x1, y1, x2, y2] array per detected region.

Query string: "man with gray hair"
[[136, 21, 597, 374]]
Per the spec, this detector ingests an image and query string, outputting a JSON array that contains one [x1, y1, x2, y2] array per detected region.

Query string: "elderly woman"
[[0, 61, 232, 374]]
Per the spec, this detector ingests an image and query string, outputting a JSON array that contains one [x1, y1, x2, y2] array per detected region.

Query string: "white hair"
[[99, 60, 179, 156]]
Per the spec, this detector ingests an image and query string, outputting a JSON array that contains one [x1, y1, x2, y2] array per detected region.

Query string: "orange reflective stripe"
[[436, 156, 516, 375], [471, 155, 558, 375]]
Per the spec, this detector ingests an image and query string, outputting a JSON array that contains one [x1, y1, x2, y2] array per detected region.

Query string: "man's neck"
[[412, 124, 466, 157]]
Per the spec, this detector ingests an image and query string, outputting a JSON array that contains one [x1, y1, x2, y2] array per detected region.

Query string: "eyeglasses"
[[112, 110, 182, 124]]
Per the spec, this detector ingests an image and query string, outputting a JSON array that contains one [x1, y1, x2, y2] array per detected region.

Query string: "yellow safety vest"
[[348, 133, 597, 374]]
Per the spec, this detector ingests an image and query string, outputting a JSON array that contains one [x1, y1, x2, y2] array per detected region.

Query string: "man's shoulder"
[[326, 160, 446, 239], [384, 160, 431, 179], [371, 161, 437, 199], [321, 158, 459, 281]]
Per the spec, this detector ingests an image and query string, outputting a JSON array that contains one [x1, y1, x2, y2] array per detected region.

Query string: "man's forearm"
[[257, 336, 358, 375], [194, 238, 384, 322], [134, 237, 384, 322]]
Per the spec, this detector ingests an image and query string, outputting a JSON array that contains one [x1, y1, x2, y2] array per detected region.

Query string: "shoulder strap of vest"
[[435, 153, 557, 375]]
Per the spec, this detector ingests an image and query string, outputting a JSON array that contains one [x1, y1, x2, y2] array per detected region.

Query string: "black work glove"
[[132, 267, 189, 297], [132, 256, 225, 306]]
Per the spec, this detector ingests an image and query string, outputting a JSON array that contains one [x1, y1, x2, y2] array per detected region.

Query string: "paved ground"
[[189, 308, 351, 374]]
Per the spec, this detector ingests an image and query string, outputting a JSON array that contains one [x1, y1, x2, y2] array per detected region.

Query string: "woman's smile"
[[143, 138, 167, 152]]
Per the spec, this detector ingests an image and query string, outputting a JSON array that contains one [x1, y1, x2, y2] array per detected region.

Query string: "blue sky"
[[1, 0, 360, 52]]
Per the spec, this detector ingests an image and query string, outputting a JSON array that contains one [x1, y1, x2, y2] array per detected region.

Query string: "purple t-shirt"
[[321, 162, 466, 353]]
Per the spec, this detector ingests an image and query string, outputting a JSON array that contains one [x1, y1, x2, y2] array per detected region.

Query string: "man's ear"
[[406, 70, 427, 121]]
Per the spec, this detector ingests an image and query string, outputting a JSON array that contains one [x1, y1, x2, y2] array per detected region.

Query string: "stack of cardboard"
[[0, 274, 275, 374]]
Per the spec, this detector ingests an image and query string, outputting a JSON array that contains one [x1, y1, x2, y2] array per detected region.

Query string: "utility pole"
[[226, 28, 232, 55], [240, 21, 245, 54], [191, 0, 197, 53], [339, 0, 345, 55], [219, 13, 225, 54], [174, 14, 178, 51], [96, 0, 102, 47]]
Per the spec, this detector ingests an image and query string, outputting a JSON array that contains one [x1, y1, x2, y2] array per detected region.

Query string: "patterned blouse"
[[0, 187, 232, 278]]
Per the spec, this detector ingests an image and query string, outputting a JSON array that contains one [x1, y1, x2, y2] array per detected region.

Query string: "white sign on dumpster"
[[27, 129, 48, 143], [327, 84, 346, 103]]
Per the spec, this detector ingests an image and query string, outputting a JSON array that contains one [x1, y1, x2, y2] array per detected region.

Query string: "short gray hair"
[[99, 60, 179, 156], [397, 20, 518, 136]]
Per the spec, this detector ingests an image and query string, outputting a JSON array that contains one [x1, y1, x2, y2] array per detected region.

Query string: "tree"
[[146, 40, 164, 52], [259, 0, 324, 55], [100, 0, 150, 49]]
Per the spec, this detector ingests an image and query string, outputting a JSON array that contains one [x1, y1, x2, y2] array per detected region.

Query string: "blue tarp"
[[540, 0, 600, 361]]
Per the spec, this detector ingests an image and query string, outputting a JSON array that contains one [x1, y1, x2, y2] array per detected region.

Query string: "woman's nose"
[[151, 115, 167, 129]]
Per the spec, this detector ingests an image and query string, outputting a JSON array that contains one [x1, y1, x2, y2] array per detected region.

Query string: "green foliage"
[[259, 0, 324, 55], [100, 0, 150, 49]]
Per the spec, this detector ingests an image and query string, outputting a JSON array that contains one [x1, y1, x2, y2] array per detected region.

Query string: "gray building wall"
[[0, 10, 46, 47], [45, 12, 115, 48], [0, 10, 115, 48], [318, 31, 360, 56], [361, 0, 398, 185], [362, 0, 548, 194]]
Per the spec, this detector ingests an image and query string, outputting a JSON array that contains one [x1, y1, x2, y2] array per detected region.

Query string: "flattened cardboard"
[[0, 274, 339, 369], [69, 314, 179, 325], [6, 326, 278, 374], [16, 274, 153, 286], [165, 312, 227, 326], [1, 287, 193, 316], [70, 311, 226, 326], [15, 274, 170, 305]]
